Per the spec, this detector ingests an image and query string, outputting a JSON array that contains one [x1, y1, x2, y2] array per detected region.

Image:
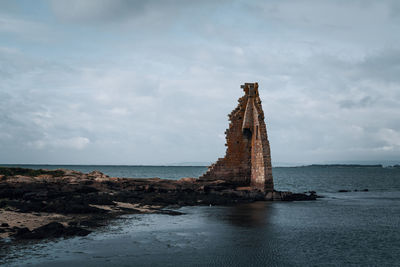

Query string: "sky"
[[0, 0, 400, 165]]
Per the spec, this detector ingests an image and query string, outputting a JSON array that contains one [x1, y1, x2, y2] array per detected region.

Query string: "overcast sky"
[[0, 0, 399, 165]]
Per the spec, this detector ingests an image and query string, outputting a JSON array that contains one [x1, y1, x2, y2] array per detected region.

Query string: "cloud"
[[0, 45, 234, 164], [339, 96, 375, 109], [49, 0, 225, 27], [0, 0, 399, 164], [29, 136, 90, 150], [377, 128, 400, 150], [358, 49, 400, 83], [49, 0, 147, 22], [0, 15, 53, 42]]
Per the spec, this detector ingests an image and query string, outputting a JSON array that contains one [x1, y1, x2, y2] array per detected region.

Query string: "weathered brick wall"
[[199, 83, 274, 192], [251, 93, 274, 191]]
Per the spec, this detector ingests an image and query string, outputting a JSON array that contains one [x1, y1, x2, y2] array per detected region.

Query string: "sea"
[[1, 165, 399, 266]]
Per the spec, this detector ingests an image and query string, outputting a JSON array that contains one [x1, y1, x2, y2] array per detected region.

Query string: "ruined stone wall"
[[250, 93, 273, 191], [199, 83, 273, 192]]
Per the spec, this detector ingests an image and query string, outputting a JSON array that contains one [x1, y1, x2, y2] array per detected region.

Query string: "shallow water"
[[1, 166, 400, 266]]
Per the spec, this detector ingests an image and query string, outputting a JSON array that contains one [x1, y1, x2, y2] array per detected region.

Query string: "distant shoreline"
[[295, 164, 384, 168], [1, 164, 399, 168]]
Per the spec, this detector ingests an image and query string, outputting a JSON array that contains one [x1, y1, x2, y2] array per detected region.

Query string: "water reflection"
[[203, 201, 276, 265], [219, 201, 272, 228]]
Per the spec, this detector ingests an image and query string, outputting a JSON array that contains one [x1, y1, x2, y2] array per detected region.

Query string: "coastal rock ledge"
[[0, 167, 317, 240]]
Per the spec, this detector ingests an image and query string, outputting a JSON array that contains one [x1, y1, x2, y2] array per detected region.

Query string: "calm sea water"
[[1, 165, 400, 266]]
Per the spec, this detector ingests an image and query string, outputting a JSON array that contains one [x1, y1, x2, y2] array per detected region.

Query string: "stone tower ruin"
[[199, 82, 274, 192]]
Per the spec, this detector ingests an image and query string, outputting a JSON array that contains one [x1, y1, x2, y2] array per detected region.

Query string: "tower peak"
[[241, 82, 258, 97]]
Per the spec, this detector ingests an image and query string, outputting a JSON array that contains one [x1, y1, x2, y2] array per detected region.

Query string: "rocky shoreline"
[[0, 167, 317, 241]]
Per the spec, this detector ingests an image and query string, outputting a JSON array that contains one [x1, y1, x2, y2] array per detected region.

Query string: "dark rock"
[[157, 209, 184, 216], [1, 223, 9, 227], [12, 222, 91, 239], [10, 226, 20, 232], [13, 227, 30, 237], [64, 226, 91, 237], [118, 207, 141, 213], [338, 189, 350, 192], [76, 186, 98, 194], [78, 220, 102, 227], [0, 167, 64, 177], [362, 189, 369, 192], [22, 191, 45, 200], [83, 180, 94, 185], [13, 222, 65, 239], [167, 204, 181, 209], [42, 202, 106, 214], [102, 181, 115, 187], [282, 193, 317, 201], [18, 201, 44, 212]]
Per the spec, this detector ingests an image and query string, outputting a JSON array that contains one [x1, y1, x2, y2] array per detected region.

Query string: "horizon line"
[[1, 163, 399, 168]]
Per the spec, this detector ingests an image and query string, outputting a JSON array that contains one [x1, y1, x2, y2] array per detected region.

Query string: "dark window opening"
[[243, 128, 252, 139]]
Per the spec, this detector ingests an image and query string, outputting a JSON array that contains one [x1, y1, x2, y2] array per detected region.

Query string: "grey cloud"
[[49, 0, 226, 24], [0, 1, 23, 15], [338, 96, 376, 109], [1, 0, 400, 164], [388, 0, 400, 18], [0, 46, 232, 164], [49, 0, 147, 22], [358, 49, 400, 83], [0, 15, 54, 42]]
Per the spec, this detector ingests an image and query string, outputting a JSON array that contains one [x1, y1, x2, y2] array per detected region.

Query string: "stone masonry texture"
[[199, 83, 274, 192]]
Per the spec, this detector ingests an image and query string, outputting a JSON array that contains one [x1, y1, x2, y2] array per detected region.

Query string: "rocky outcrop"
[[0, 167, 318, 240]]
